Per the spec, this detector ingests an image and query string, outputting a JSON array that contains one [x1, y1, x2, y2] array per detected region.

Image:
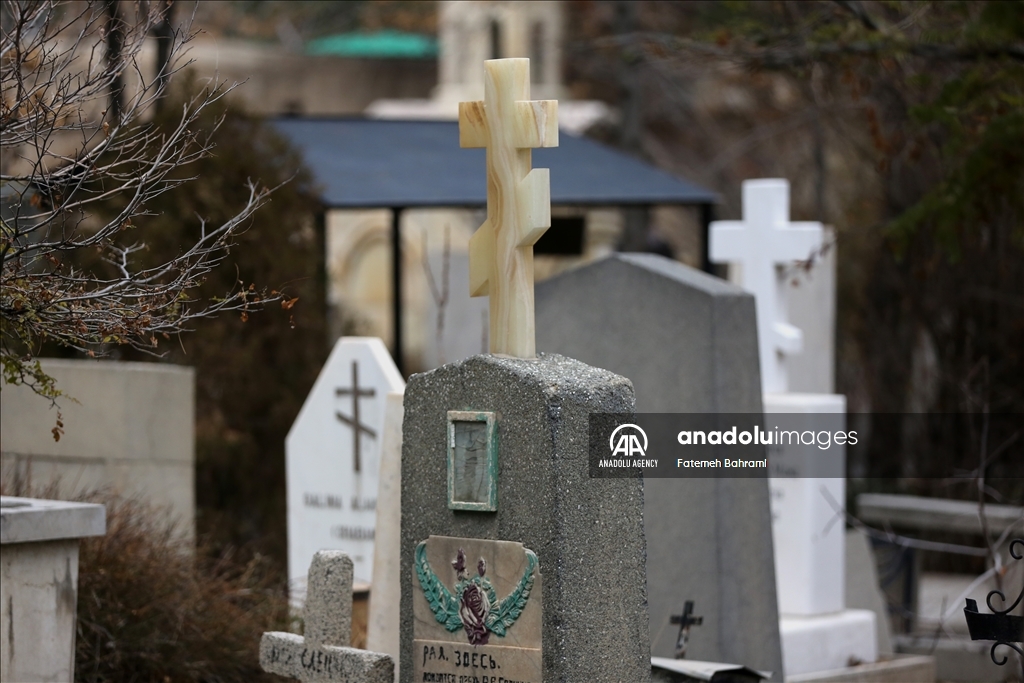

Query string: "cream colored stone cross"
[[459, 58, 558, 358]]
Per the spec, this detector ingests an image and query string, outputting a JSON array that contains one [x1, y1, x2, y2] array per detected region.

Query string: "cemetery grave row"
[[270, 56, 964, 683]]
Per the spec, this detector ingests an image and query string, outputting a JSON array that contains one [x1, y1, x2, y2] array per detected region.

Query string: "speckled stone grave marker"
[[260, 551, 393, 682], [535, 254, 784, 675], [398, 57, 650, 683]]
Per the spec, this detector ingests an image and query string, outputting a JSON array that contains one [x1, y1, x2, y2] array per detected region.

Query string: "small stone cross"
[[459, 57, 558, 358], [710, 179, 824, 393], [335, 361, 376, 473], [260, 551, 393, 682]]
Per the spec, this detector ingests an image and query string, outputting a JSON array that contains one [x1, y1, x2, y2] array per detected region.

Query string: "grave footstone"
[[398, 57, 650, 683], [651, 658, 770, 683], [711, 179, 876, 677], [536, 252, 784, 678], [260, 551, 394, 682], [287, 337, 405, 603]]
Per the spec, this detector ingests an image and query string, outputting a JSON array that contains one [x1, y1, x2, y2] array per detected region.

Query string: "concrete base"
[[1, 496, 106, 683], [781, 609, 877, 677], [1, 539, 80, 682], [785, 654, 935, 683]]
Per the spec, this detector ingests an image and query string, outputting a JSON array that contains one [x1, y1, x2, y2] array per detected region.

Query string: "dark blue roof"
[[270, 117, 717, 208]]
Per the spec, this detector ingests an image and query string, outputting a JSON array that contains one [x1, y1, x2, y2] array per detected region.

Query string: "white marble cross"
[[260, 551, 393, 683], [459, 57, 558, 358], [710, 179, 823, 393]]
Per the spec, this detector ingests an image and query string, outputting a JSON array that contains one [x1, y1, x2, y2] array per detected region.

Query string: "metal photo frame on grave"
[[447, 410, 498, 511]]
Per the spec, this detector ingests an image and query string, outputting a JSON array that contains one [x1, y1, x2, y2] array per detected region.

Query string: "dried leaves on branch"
[[1, 1, 284, 399]]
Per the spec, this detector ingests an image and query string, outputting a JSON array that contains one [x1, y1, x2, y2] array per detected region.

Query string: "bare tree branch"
[[832, 0, 880, 32], [593, 32, 1024, 69], [1, 1, 284, 399]]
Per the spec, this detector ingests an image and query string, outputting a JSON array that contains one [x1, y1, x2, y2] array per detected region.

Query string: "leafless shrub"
[[72, 492, 291, 683], [0, 476, 292, 682]]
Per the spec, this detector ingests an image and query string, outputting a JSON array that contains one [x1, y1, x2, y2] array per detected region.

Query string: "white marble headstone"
[[712, 180, 876, 676], [286, 337, 405, 602]]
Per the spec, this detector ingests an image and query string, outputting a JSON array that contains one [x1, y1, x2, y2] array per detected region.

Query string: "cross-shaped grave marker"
[[459, 57, 558, 358], [261, 551, 393, 682], [670, 600, 704, 659], [335, 361, 376, 473], [710, 179, 824, 393]]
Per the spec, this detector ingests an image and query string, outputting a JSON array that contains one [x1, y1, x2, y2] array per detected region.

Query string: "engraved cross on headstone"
[[260, 551, 393, 682], [336, 361, 376, 472], [710, 179, 824, 393], [459, 57, 558, 359]]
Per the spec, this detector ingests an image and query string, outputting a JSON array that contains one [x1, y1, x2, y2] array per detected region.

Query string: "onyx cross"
[[670, 600, 704, 659], [459, 57, 558, 358], [335, 361, 376, 473]]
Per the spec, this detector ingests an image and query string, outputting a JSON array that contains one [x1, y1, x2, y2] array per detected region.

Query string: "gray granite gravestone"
[[260, 551, 393, 682], [536, 253, 784, 679], [400, 353, 650, 683]]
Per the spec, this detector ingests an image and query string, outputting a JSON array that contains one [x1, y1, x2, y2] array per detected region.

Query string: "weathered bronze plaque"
[[447, 411, 498, 511]]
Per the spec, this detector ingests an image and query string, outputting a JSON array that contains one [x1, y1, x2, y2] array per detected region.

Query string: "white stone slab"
[[779, 609, 877, 677], [366, 390, 403, 676], [711, 179, 824, 393], [0, 496, 106, 544], [857, 493, 1023, 535], [286, 337, 404, 600], [765, 393, 847, 617], [651, 657, 770, 681], [2, 539, 81, 683], [422, 241, 489, 370]]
